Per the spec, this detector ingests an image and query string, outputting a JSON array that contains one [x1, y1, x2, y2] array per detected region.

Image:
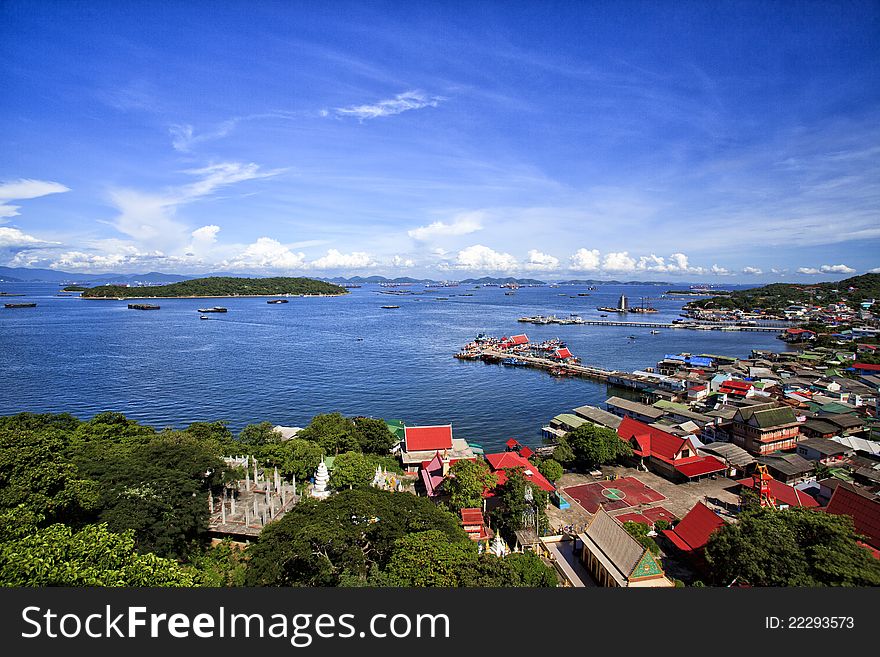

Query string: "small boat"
[[650, 330, 660, 334], [627, 335, 637, 339], [4, 302, 36, 308], [381, 305, 400, 309], [502, 358, 527, 366], [128, 303, 159, 310], [197, 307, 227, 313], [267, 299, 289, 304], [435, 297, 449, 301], [600, 314, 608, 317], [200, 315, 210, 320]]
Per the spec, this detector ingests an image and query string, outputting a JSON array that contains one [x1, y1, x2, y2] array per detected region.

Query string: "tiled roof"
[[663, 502, 725, 553], [825, 483, 880, 549], [405, 424, 453, 452]]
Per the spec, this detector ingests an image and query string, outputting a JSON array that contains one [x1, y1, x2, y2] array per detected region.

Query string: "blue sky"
[[1, 0, 878, 281]]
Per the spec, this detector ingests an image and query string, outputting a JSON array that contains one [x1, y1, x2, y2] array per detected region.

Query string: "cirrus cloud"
[[0, 179, 70, 220]]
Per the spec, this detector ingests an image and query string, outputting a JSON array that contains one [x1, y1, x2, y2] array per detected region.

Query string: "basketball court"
[[563, 476, 666, 514], [612, 506, 677, 526]]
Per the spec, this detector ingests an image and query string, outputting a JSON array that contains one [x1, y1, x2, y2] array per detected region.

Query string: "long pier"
[[518, 317, 781, 332], [461, 347, 618, 382]]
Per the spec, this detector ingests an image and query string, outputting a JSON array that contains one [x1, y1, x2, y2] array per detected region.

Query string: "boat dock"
[[455, 335, 618, 382], [518, 316, 781, 332]]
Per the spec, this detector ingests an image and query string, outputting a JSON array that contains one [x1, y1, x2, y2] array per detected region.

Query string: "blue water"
[[0, 282, 787, 451]]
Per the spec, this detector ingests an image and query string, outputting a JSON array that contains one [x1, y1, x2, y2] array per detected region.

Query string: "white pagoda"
[[311, 457, 331, 499]]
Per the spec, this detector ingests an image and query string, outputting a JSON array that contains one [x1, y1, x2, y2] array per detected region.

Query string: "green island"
[[685, 273, 880, 312], [61, 285, 88, 292], [80, 276, 348, 299]]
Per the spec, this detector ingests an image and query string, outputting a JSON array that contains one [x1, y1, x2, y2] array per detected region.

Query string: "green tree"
[[330, 452, 376, 490], [442, 459, 497, 510], [187, 540, 248, 587], [550, 437, 575, 466], [538, 458, 564, 483], [0, 522, 197, 587], [0, 414, 100, 524], [490, 468, 550, 543], [385, 530, 478, 586], [245, 488, 465, 586], [704, 506, 880, 586], [254, 438, 323, 482], [353, 417, 398, 455], [296, 413, 360, 455], [566, 423, 631, 470], [238, 422, 281, 447], [504, 552, 558, 587], [623, 521, 660, 555]]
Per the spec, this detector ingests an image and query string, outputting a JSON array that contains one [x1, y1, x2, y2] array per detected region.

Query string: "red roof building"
[[460, 508, 493, 543], [617, 417, 726, 482], [419, 452, 447, 497], [719, 379, 754, 397], [505, 438, 521, 450], [404, 424, 453, 452], [484, 451, 555, 493], [735, 476, 819, 508], [553, 347, 573, 360], [663, 502, 726, 555], [500, 334, 529, 348], [825, 483, 880, 550]]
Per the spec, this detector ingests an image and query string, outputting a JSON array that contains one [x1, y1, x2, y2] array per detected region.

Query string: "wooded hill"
[[81, 276, 348, 298], [686, 273, 880, 312]]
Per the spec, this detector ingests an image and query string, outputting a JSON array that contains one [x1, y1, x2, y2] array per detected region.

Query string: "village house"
[[662, 501, 726, 573], [730, 403, 801, 455], [795, 436, 852, 465], [616, 417, 726, 482]]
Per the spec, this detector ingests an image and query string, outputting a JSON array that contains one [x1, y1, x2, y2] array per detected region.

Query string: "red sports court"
[[563, 476, 665, 514], [613, 506, 677, 526]]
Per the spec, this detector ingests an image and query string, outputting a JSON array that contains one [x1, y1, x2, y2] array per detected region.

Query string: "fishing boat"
[[650, 330, 661, 334], [128, 304, 159, 310], [200, 315, 210, 320], [502, 358, 527, 367], [197, 306, 227, 313], [4, 302, 36, 308], [267, 299, 289, 304], [381, 305, 400, 309]]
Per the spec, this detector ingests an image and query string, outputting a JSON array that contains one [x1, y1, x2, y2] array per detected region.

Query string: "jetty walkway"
[[518, 317, 781, 332], [462, 346, 618, 382]]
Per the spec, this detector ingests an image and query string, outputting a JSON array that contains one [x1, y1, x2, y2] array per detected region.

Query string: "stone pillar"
[[208, 493, 214, 514], [220, 499, 226, 524], [230, 495, 236, 516]]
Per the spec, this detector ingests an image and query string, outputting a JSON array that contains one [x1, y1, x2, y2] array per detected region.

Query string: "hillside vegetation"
[[686, 273, 880, 312], [81, 276, 347, 298]]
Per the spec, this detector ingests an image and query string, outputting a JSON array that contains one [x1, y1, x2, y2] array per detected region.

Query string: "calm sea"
[[0, 282, 788, 451]]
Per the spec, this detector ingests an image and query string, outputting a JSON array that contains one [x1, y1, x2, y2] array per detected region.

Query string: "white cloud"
[[391, 255, 415, 268], [451, 244, 518, 272], [569, 248, 601, 271], [710, 264, 732, 276], [332, 91, 445, 121], [0, 227, 56, 248], [191, 225, 220, 244], [742, 266, 763, 275], [0, 179, 70, 220], [869, 267, 880, 273], [224, 237, 306, 271], [408, 212, 483, 241], [107, 162, 281, 252], [524, 250, 559, 271], [602, 251, 637, 273], [819, 264, 856, 274], [309, 249, 376, 270], [797, 267, 821, 274]]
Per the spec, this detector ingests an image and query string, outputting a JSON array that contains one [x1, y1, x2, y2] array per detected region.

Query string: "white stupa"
[[311, 457, 330, 499], [489, 530, 509, 558]]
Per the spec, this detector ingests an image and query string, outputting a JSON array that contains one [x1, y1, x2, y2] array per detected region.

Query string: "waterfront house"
[[697, 442, 756, 478], [605, 396, 665, 424], [572, 405, 623, 430], [577, 508, 673, 588], [399, 424, 476, 472], [730, 403, 801, 455], [616, 417, 726, 482]]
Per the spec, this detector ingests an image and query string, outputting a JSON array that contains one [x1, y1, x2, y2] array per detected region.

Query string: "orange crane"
[[752, 464, 777, 508]]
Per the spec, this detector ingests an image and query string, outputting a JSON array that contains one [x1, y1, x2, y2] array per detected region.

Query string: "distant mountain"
[[321, 276, 444, 284], [0, 267, 244, 285], [554, 279, 674, 285], [460, 277, 547, 285]]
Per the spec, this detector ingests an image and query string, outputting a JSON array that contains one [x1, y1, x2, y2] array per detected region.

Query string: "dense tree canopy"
[[490, 468, 550, 543], [537, 458, 563, 483], [562, 423, 631, 470], [245, 488, 466, 586], [442, 459, 497, 511], [704, 506, 880, 587]]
